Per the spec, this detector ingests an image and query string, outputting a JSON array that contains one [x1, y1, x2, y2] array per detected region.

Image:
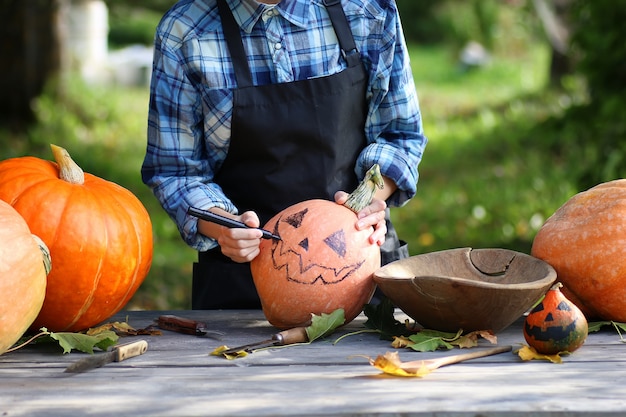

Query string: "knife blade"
[[156, 314, 223, 339], [220, 326, 309, 355], [64, 339, 148, 373]]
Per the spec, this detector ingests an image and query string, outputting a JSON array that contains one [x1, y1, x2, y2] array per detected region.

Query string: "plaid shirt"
[[142, 0, 427, 251]]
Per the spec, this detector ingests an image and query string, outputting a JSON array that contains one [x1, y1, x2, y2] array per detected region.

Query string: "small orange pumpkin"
[[0, 201, 48, 354], [250, 165, 383, 329], [531, 179, 626, 321], [0, 145, 153, 332], [523, 282, 588, 354]]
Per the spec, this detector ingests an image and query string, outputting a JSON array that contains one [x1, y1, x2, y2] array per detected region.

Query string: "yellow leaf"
[[370, 352, 432, 377], [210, 345, 248, 360], [515, 345, 563, 363]]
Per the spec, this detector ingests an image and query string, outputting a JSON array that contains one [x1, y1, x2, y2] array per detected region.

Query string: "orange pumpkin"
[[250, 165, 383, 329], [0, 201, 48, 354], [0, 145, 153, 332], [523, 282, 588, 354], [531, 179, 626, 322]]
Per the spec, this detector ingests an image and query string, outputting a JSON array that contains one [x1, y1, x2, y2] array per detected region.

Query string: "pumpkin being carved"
[[250, 165, 383, 329], [531, 179, 626, 322], [0, 145, 153, 332], [0, 201, 48, 354]]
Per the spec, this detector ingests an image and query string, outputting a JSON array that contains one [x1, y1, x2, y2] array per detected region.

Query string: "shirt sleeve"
[[357, 1, 428, 207], [141, 25, 234, 252]]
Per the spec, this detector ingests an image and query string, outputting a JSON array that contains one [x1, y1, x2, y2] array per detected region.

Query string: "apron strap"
[[217, 0, 254, 88], [322, 0, 361, 68], [218, 0, 362, 89]]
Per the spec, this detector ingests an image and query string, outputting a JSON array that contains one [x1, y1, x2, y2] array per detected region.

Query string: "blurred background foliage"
[[1, 0, 625, 310]]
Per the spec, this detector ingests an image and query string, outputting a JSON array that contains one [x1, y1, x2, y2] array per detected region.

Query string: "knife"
[[187, 206, 281, 240], [156, 314, 224, 339], [220, 327, 309, 355], [64, 340, 148, 373]]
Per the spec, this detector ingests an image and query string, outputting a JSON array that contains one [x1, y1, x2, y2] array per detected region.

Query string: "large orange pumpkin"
[[0, 200, 48, 354], [250, 165, 383, 329], [0, 145, 153, 332], [531, 179, 626, 322]]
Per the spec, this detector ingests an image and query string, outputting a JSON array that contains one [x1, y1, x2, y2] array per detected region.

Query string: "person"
[[141, 0, 428, 309]]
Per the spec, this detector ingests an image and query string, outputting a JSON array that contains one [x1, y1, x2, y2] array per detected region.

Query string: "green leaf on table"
[[363, 297, 414, 340], [48, 330, 119, 354], [306, 309, 345, 342], [405, 329, 462, 352], [588, 321, 626, 342], [391, 328, 497, 352]]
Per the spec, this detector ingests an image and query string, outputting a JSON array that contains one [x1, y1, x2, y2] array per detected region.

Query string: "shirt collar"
[[229, 0, 310, 33]]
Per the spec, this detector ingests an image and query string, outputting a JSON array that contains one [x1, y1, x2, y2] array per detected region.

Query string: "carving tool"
[[64, 340, 148, 373], [156, 314, 223, 339], [187, 206, 281, 240], [220, 327, 309, 355]]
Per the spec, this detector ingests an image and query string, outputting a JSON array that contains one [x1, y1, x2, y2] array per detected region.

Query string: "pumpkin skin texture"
[[0, 145, 153, 332], [531, 179, 626, 322], [0, 201, 47, 354], [250, 200, 380, 329], [523, 283, 588, 354]]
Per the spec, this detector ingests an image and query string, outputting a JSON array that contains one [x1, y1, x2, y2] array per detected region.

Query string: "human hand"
[[200, 210, 264, 263], [334, 191, 387, 246]]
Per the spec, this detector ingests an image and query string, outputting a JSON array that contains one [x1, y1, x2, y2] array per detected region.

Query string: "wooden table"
[[1, 309, 625, 416]]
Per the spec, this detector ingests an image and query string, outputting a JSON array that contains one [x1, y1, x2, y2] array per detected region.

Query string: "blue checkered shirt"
[[142, 0, 428, 251]]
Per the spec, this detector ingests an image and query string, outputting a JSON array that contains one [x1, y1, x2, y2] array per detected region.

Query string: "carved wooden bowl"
[[373, 247, 557, 333]]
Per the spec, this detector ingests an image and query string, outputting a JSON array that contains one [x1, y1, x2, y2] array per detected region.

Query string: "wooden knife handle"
[[115, 340, 148, 362], [157, 315, 204, 335], [274, 327, 309, 345]]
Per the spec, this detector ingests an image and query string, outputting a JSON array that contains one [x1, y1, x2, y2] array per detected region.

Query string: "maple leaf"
[[363, 298, 414, 340], [49, 330, 119, 354], [454, 330, 497, 348], [588, 321, 626, 342], [306, 309, 345, 342], [87, 321, 162, 336], [515, 345, 565, 363]]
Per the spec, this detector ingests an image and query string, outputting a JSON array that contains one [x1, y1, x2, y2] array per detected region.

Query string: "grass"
[[0, 36, 585, 311]]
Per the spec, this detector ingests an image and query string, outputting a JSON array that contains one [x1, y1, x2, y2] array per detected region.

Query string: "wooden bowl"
[[373, 247, 557, 333]]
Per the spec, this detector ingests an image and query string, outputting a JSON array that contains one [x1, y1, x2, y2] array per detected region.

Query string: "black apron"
[[192, 0, 407, 309]]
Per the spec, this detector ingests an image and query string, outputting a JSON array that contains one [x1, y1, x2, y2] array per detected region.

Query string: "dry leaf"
[[515, 345, 564, 363], [455, 330, 497, 348], [87, 321, 162, 337], [370, 351, 432, 377], [211, 345, 248, 360], [391, 336, 413, 349]]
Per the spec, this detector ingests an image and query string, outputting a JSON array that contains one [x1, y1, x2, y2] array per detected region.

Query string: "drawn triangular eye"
[[284, 208, 308, 228], [324, 230, 346, 258], [299, 238, 309, 251], [556, 301, 572, 312]]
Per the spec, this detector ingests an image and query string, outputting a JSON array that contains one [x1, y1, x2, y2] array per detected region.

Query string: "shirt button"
[[274, 42, 282, 50]]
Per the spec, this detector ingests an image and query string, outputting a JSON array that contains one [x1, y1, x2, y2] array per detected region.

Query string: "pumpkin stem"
[[343, 164, 384, 213], [50, 144, 84, 185]]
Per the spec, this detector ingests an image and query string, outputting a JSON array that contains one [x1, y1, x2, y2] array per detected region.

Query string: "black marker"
[[187, 207, 281, 240]]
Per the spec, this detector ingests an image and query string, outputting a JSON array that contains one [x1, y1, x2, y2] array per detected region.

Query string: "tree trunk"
[[0, 0, 67, 128], [532, 0, 573, 86]]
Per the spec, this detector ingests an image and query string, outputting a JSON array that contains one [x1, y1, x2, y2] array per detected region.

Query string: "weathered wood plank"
[[0, 309, 624, 417]]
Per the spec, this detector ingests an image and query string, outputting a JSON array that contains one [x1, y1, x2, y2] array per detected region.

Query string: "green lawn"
[[0, 40, 583, 310]]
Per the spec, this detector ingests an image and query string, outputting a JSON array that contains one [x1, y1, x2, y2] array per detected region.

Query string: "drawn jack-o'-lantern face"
[[251, 199, 381, 329], [267, 207, 365, 285]]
